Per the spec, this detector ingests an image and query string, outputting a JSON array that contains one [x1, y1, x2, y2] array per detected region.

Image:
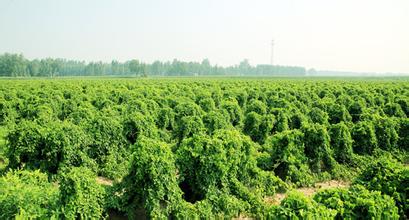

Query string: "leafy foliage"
[[374, 117, 399, 151], [115, 137, 182, 218], [398, 118, 409, 151], [123, 112, 158, 144], [351, 121, 378, 155], [6, 120, 93, 173], [302, 123, 335, 173], [0, 78, 408, 218], [268, 191, 337, 219], [354, 157, 409, 218], [59, 167, 105, 219], [329, 122, 353, 163], [263, 130, 313, 186], [0, 52, 307, 77], [243, 112, 274, 144], [314, 185, 399, 219], [176, 129, 286, 202], [0, 170, 59, 219]]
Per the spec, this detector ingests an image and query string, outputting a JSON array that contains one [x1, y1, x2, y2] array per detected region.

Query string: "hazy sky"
[[0, 0, 408, 73]]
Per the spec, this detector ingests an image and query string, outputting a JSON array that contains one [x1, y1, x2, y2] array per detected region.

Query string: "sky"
[[0, 0, 408, 73]]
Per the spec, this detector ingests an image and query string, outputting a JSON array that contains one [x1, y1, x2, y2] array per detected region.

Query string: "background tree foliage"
[[0, 53, 306, 77]]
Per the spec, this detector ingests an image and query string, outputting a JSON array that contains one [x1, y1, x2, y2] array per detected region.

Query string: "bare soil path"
[[265, 180, 350, 205], [96, 176, 114, 186]]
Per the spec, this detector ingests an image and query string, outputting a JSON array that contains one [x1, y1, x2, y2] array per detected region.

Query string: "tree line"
[[0, 53, 306, 77]]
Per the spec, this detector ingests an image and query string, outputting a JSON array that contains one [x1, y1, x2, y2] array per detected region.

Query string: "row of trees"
[[0, 53, 306, 77]]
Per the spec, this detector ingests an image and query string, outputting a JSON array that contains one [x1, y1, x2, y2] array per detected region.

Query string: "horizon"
[[1, 0, 408, 74], [1, 52, 408, 75]]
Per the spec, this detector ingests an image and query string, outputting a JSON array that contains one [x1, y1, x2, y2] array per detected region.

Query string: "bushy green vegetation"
[[0, 78, 408, 219], [314, 185, 399, 219], [268, 192, 337, 219], [354, 157, 409, 218], [0, 170, 59, 219], [59, 167, 105, 219]]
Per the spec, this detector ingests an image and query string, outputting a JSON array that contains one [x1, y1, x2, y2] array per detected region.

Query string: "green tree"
[[0, 53, 28, 77], [129, 59, 144, 76], [238, 59, 251, 75], [27, 59, 41, 76], [111, 60, 121, 75], [200, 58, 211, 75]]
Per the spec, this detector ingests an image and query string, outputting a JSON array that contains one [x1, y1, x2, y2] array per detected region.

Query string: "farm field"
[[0, 78, 408, 219]]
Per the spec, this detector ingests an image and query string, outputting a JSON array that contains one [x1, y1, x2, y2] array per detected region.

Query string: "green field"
[[0, 78, 408, 219]]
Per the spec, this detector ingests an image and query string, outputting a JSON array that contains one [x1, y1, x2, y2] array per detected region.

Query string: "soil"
[[265, 180, 350, 205], [96, 176, 114, 186]]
